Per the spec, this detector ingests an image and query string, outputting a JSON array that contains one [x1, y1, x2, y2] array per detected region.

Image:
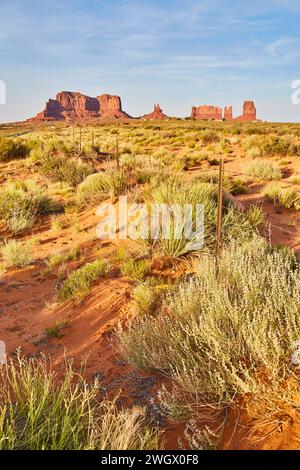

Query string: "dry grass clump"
[[58, 259, 108, 300], [0, 355, 159, 450], [0, 181, 62, 234], [77, 170, 127, 205], [0, 239, 33, 268], [46, 246, 81, 272], [264, 183, 300, 210], [243, 160, 282, 180], [38, 153, 94, 186], [118, 238, 300, 413], [0, 137, 31, 162]]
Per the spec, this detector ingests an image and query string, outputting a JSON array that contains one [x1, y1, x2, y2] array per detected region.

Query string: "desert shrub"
[[77, 170, 127, 205], [0, 239, 33, 268], [0, 355, 159, 450], [264, 183, 300, 209], [201, 131, 220, 145], [46, 246, 81, 272], [118, 238, 300, 409], [133, 278, 170, 315], [58, 259, 108, 300], [247, 146, 262, 159], [0, 181, 62, 234], [262, 137, 293, 157], [243, 160, 282, 180], [147, 181, 261, 258], [228, 178, 247, 195], [0, 137, 30, 162], [39, 153, 93, 186], [45, 319, 70, 339], [120, 259, 150, 282]]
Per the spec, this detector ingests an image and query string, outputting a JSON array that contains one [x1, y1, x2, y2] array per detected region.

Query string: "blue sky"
[[0, 0, 300, 122]]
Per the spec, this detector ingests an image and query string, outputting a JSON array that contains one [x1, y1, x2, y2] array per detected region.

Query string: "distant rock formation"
[[224, 106, 233, 121], [141, 104, 168, 120], [235, 101, 257, 122], [191, 101, 258, 122], [28, 91, 131, 121], [191, 105, 222, 121], [97, 94, 131, 119]]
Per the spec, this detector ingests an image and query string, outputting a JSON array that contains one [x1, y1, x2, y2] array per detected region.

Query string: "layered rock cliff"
[[28, 91, 131, 121], [191, 101, 258, 122]]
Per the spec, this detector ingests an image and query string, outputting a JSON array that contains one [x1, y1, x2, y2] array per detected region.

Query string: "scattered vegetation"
[[58, 259, 108, 300], [264, 183, 300, 209], [243, 160, 282, 180], [0, 355, 159, 450], [0, 180, 62, 234], [0, 239, 33, 268], [118, 238, 300, 421]]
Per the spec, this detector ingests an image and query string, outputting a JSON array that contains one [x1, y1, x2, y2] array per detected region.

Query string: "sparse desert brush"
[[133, 278, 170, 315], [0, 239, 33, 268], [0, 354, 159, 450], [243, 160, 282, 180], [38, 153, 93, 186], [247, 146, 262, 159], [120, 258, 150, 282], [117, 237, 300, 415], [264, 183, 300, 209], [77, 170, 127, 205], [0, 137, 30, 162], [289, 175, 300, 185], [262, 136, 295, 157], [0, 180, 62, 234], [46, 246, 81, 272], [201, 130, 220, 145], [227, 177, 247, 195], [58, 258, 108, 301], [46, 319, 70, 339]]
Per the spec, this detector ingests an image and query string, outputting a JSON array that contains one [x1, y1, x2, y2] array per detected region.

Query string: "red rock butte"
[[28, 91, 131, 122], [141, 104, 168, 120], [191, 101, 258, 122]]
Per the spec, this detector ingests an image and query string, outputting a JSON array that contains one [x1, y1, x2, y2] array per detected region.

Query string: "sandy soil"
[[1, 148, 300, 450]]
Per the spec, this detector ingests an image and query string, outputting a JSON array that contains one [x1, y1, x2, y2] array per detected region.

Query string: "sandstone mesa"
[[28, 91, 259, 122]]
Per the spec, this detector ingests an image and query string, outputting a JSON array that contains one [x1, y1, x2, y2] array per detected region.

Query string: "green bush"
[[120, 259, 150, 282], [264, 183, 300, 210], [147, 181, 261, 258]]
